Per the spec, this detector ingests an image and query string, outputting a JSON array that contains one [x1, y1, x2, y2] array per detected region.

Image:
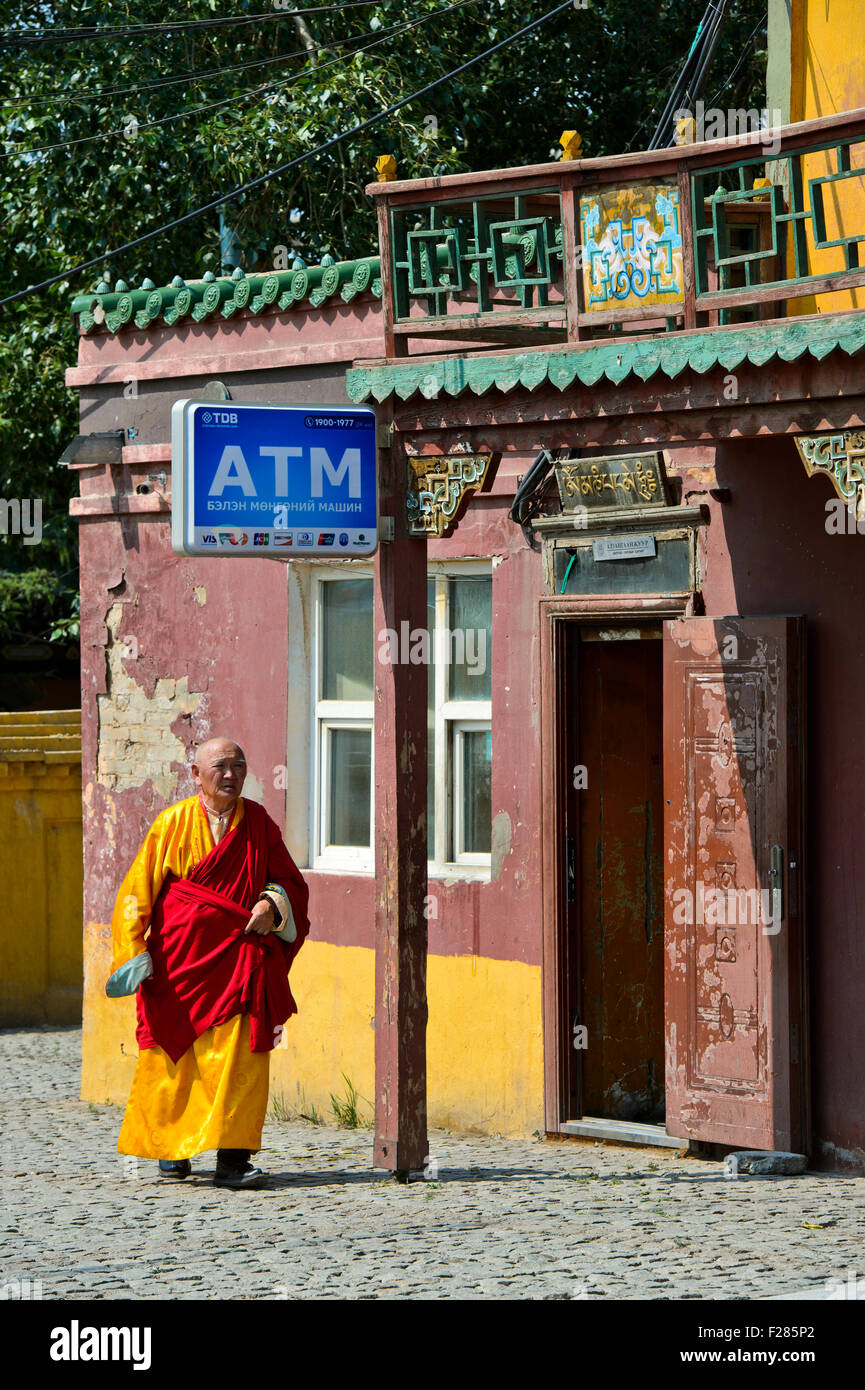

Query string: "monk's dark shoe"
[[158, 1159, 191, 1179], [213, 1161, 268, 1190]]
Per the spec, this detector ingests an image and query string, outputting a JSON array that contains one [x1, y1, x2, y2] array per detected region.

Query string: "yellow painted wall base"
[[82, 936, 544, 1137], [81, 920, 139, 1104], [0, 711, 83, 1025]]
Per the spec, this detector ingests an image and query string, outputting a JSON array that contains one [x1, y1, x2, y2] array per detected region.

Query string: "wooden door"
[[577, 634, 664, 1122], [663, 617, 809, 1152]]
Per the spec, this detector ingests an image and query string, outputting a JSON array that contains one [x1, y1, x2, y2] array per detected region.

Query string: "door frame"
[[539, 592, 696, 1134]]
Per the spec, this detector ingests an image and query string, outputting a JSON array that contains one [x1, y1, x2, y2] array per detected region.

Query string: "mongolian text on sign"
[[593, 534, 657, 562], [170, 400, 378, 558], [556, 451, 668, 511]]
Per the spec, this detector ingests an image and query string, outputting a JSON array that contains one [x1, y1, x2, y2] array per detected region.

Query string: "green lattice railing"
[[692, 134, 865, 308], [391, 192, 565, 322], [373, 107, 865, 351]]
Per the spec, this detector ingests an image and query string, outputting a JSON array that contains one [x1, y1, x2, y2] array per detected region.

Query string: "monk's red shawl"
[[136, 800, 310, 1063]]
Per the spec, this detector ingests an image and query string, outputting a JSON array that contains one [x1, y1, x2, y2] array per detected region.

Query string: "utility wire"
[[648, 0, 732, 150], [4, 4, 479, 109], [1, 3, 384, 47], [705, 14, 767, 110], [3, 0, 477, 159], [625, 54, 691, 154], [628, 6, 765, 155], [0, 0, 573, 309]]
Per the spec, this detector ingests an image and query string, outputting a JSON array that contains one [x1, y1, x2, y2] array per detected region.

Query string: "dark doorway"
[[568, 627, 665, 1123]]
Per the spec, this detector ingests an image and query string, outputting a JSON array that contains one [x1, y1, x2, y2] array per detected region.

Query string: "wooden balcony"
[[367, 107, 865, 357]]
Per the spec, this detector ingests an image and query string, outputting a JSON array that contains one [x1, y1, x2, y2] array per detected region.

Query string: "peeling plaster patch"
[[96, 602, 202, 798], [192, 586, 207, 606], [242, 771, 264, 804], [491, 554, 505, 568], [491, 811, 512, 881]]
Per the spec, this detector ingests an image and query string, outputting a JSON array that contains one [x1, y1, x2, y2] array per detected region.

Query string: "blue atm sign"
[[170, 400, 378, 558]]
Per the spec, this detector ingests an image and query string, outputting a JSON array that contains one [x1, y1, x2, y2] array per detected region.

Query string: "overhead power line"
[[4, 2, 478, 109], [705, 15, 767, 110], [627, 5, 765, 156], [1, 3, 383, 46], [3, 0, 478, 159], [648, 0, 733, 150], [0, 0, 573, 309]]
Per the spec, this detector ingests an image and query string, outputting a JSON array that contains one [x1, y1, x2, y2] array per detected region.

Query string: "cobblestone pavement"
[[1, 1027, 864, 1302]]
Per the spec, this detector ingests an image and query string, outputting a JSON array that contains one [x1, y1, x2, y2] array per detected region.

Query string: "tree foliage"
[[0, 566, 77, 642], [0, 0, 767, 604]]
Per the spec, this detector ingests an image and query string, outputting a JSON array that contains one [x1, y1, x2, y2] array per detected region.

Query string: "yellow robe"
[[111, 796, 270, 1160]]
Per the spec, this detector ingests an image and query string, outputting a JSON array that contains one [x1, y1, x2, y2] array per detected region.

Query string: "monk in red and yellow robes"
[[106, 738, 309, 1181]]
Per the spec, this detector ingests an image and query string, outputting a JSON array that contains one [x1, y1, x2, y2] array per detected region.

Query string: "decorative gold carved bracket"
[[405, 452, 493, 537], [795, 429, 865, 520]]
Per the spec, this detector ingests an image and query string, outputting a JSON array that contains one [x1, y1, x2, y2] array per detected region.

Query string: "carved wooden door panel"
[[663, 617, 809, 1152]]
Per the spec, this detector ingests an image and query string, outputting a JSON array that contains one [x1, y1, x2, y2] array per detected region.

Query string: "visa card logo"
[[201, 533, 217, 545]]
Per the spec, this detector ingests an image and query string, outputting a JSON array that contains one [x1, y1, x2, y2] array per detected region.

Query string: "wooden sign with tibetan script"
[[556, 452, 669, 511], [406, 452, 493, 537], [579, 185, 684, 314]]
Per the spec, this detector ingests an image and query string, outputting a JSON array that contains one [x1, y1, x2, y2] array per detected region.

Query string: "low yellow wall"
[[82, 935, 545, 1137], [0, 712, 83, 1025]]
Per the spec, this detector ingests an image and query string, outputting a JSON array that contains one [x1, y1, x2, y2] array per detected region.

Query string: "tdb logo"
[[201, 411, 238, 427]]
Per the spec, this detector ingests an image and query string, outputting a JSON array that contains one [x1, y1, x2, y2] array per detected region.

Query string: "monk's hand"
[[244, 899, 277, 935]]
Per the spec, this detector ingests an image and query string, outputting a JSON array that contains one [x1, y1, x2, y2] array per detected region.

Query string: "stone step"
[[560, 1117, 685, 1149], [0, 710, 81, 726], [0, 749, 81, 764], [0, 735, 81, 751]]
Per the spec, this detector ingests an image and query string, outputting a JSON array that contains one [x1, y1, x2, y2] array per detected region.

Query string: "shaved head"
[[193, 736, 245, 767], [191, 737, 247, 812]]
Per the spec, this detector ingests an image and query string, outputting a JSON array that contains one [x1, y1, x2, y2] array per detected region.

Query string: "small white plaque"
[[592, 534, 657, 562]]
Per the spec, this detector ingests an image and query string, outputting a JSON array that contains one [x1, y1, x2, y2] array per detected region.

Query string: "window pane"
[[461, 729, 491, 854], [328, 728, 371, 846], [322, 579, 373, 700], [448, 578, 492, 701], [427, 578, 436, 855]]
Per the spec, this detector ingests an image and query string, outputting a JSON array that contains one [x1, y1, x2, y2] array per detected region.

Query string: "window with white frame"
[[311, 564, 492, 874], [314, 573, 374, 870], [427, 569, 492, 869]]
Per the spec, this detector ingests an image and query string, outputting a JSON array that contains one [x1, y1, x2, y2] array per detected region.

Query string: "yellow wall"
[[0, 712, 83, 1024], [82, 935, 545, 1137], [788, 0, 865, 314]]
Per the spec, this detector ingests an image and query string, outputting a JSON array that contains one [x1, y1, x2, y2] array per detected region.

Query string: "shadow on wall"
[[714, 435, 865, 1167]]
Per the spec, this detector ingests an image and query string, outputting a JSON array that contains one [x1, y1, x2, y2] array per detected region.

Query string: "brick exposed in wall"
[[96, 602, 201, 797]]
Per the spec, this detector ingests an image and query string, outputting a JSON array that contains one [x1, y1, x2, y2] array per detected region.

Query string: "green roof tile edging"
[[70, 255, 382, 335], [344, 312, 865, 403]]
